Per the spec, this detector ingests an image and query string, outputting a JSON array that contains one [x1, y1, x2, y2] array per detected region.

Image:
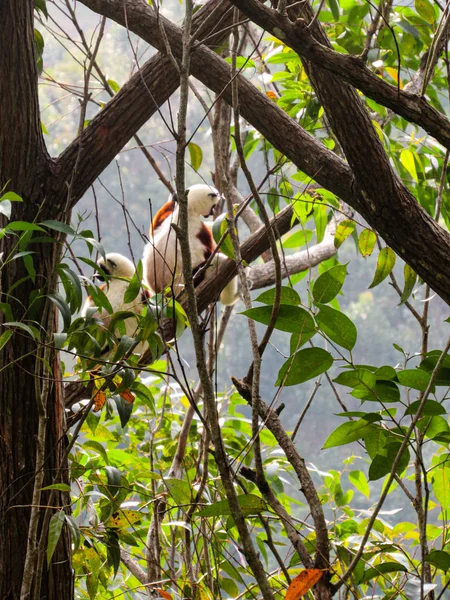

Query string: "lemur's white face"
[[185, 184, 222, 218], [96, 253, 135, 280]]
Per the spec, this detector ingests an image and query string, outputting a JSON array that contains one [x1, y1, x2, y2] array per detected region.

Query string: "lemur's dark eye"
[[208, 192, 218, 198], [107, 261, 116, 269]]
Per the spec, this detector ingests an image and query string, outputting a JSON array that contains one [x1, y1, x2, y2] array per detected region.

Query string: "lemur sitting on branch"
[[143, 184, 238, 306]]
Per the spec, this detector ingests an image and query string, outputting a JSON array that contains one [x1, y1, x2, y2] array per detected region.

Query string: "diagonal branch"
[[234, 2, 450, 150], [79, 0, 450, 305], [54, 0, 234, 209]]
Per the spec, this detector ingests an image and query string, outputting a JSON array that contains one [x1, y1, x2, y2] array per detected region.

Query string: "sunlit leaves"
[[397, 368, 433, 392], [358, 229, 376, 257], [360, 561, 407, 583], [369, 247, 396, 288], [415, 0, 436, 23], [277, 347, 333, 386], [188, 142, 203, 171], [431, 456, 450, 508], [334, 220, 356, 249], [399, 264, 417, 305], [348, 470, 370, 498], [197, 494, 267, 517]]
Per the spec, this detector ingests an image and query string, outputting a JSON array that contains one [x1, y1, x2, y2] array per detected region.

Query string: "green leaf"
[[312, 264, 347, 304], [211, 212, 235, 260], [431, 458, 450, 508], [415, 0, 435, 23], [105, 466, 122, 498], [123, 272, 140, 304], [4, 321, 40, 341], [334, 368, 376, 390], [400, 149, 418, 181], [334, 220, 356, 249], [41, 220, 76, 235], [313, 203, 327, 242], [397, 368, 433, 392], [197, 494, 266, 517], [34, 0, 48, 17], [106, 531, 120, 577], [405, 399, 446, 416], [241, 305, 315, 334], [316, 305, 357, 351], [112, 395, 134, 429], [327, 0, 340, 20], [165, 478, 192, 505], [361, 561, 407, 583], [0, 192, 23, 202], [41, 483, 71, 492], [368, 442, 410, 481], [6, 221, 45, 232], [282, 229, 313, 249], [224, 56, 257, 69], [375, 365, 397, 380], [0, 330, 13, 351], [425, 550, 450, 572], [255, 286, 300, 306], [277, 347, 333, 386], [48, 293, 72, 331], [188, 142, 203, 171], [348, 470, 370, 499], [107, 79, 121, 94], [64, 515, 80, 553], [323, 420, 374, 449], [47, 510, 65, 566], [369, 247, 396, 288], [399, 264, 417, 305], [358, 229, 377, 257]]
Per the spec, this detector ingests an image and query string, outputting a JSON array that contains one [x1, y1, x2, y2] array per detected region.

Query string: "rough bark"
[[79, 0, 450, 306], [54, 0, 234, 209], [0, 3, 72, 598]]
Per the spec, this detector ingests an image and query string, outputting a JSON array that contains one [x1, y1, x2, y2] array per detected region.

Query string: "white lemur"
[[143, 184, 238, 305], [81, 253, 150, 353]]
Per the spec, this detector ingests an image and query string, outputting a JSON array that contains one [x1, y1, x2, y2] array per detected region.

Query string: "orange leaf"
[[285, 569, 324, 599], [155, 590, 173, 600], [119, 389, 135, 404], [93, 390, 106, 412], [266, 90, 278, 101]]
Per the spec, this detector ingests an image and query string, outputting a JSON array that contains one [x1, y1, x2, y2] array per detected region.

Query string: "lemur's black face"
[[93, 260, 114, 282]]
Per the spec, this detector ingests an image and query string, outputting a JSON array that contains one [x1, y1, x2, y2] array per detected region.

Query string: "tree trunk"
[[0, 2, 73, 598]]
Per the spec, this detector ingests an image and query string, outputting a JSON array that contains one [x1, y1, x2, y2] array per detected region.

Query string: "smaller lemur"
[[81, 253, 149, 352], [143, 184, 238, 305]]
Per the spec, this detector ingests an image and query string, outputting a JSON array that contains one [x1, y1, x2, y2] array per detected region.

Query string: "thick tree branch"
[[233, 2, 450, 150], [55, 0, 234, 209], [229, 0, 450, 305], [79, 0, 450, 306], [0, 1, 49, 198]]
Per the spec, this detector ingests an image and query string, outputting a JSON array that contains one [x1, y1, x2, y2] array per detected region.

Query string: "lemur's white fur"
[[143, 184, 238, 305], [82, 253, 147, 350]]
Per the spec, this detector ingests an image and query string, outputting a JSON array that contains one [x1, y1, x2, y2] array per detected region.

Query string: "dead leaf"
[[119, 389, 135, 404], [155, 589, 173, 600], [266, 90, 278, 101], [285, 569, 324, 599], [93, 390, 106, 412]]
